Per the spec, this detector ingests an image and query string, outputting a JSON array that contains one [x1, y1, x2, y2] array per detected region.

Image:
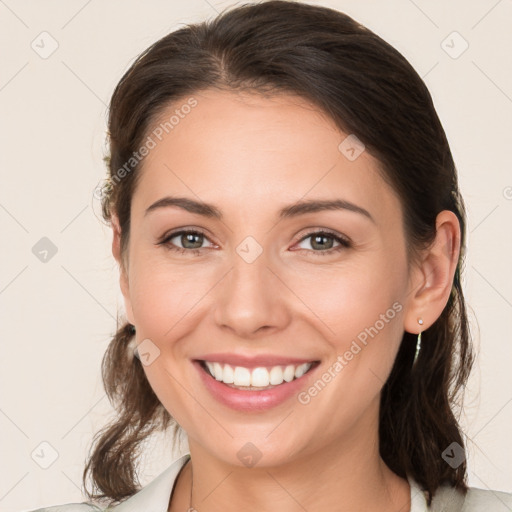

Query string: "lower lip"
[[193, 361, 319, 412]]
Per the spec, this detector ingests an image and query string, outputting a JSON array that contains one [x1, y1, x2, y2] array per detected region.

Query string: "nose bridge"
[[213, 241, 288, 336]]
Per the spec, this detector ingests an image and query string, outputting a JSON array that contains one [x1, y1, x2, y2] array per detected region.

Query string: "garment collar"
[[107, 453, 190, 512]]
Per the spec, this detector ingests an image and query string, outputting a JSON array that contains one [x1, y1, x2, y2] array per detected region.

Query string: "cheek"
[[288, 255, 407, 348], [289, 260, 407, 436], [127, 259, 208, 429], [128, 255, 204, 338]]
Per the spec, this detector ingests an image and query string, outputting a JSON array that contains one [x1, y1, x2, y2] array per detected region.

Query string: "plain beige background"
[[1, 0, 511, 510]]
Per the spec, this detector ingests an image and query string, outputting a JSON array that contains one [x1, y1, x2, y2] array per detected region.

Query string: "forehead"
[[131, 89, 401, 222]]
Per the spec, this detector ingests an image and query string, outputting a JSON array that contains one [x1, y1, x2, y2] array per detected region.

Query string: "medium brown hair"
[[83, 1, 475, 507]]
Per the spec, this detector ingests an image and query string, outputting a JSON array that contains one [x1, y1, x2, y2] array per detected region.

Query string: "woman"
[[28, 1, 512, 511]]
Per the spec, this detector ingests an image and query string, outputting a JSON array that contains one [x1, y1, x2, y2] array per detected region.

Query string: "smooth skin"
[[111, 89, 460, 512]]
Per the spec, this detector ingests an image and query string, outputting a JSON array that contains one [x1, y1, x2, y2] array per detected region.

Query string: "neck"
[[169, 450, 411, 512], [170, 439, 410, 512]]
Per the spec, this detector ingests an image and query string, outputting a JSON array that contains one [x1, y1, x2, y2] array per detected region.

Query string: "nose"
[[213, 250, 291, 339]]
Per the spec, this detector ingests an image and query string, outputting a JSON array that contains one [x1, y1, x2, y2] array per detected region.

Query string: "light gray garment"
[[24, 453, 512, 512]]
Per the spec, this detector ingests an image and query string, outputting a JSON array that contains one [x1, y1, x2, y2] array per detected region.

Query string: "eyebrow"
[[144, 196, 375, 223]]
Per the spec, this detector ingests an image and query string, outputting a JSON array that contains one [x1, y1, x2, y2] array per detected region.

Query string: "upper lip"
[[195, 353, 319, 369]]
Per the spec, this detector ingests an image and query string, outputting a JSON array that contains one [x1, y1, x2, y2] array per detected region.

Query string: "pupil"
[[312, 234, 333, 250], [183, 233, 202, 249]]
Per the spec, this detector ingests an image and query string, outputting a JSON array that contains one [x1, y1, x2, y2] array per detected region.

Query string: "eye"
[[157, 229, 213, 256], [157, 228, 351, 257], [293, 229, 351, 256]]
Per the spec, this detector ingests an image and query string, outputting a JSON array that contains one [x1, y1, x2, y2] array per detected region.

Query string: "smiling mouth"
[[198, 360, 320, 390]]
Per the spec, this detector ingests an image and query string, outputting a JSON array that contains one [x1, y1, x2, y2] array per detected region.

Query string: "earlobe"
[[404, 210, 461, 333]]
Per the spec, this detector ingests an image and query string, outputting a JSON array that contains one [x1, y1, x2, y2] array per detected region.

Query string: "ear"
[[111, 214, 135, 325], [403, 210, 461, 334]]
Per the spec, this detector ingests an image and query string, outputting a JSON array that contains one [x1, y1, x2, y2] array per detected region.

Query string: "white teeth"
[[205, 361, 215, 377], [283, 365, 295, 382], [203, 361, 313, 388], [213, 362, 223, 381], [233, 366, 251, 386], [222, 364, 234, 384], [294, 363, 310, 379], [269, 366, 284, 385], [251, 367, 270, 387]]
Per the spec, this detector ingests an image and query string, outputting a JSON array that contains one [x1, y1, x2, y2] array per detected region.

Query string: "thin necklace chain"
[[189, 459, 193, 510]]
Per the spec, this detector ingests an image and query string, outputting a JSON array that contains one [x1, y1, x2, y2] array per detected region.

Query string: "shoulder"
[[24, 504, 102, 512], [462, 485, 512, 511], [431, 482, 512, 511], [23, 453, 191, 512]]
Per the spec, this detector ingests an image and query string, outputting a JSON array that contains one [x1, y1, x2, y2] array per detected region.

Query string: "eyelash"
[[157, 228, 351, 257]]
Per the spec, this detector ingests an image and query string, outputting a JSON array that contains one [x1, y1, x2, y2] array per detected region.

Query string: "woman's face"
[[118, 89, 417, 467]]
